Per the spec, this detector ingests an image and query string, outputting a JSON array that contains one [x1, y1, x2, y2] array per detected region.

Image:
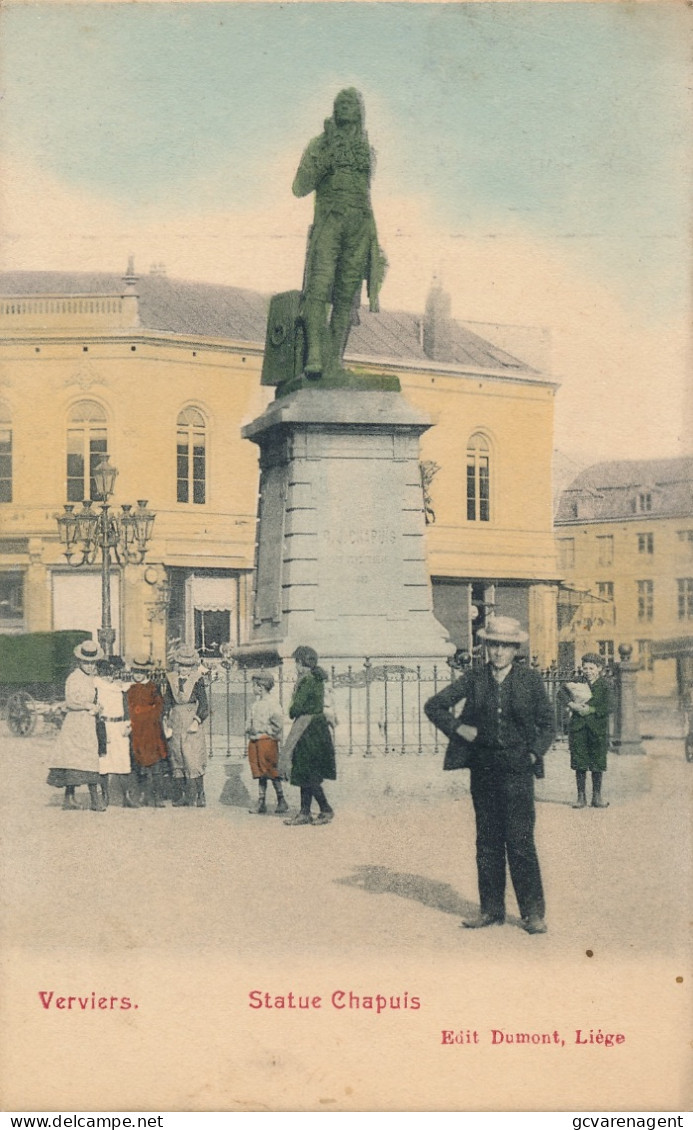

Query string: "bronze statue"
[[292, 88, 386, 379]]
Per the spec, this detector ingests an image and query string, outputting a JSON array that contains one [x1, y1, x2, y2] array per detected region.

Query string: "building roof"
[[555, 457, 693, 524], [0, 269, 541, 377]]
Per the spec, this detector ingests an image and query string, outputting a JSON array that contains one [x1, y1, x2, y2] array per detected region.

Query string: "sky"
[[0, 0, 690, 468]]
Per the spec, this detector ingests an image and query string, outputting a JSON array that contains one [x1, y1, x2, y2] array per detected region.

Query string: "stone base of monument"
[[235, 387, 451, 667]]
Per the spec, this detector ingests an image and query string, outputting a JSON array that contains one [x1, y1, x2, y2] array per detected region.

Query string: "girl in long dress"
[[47, 639, 105, 812], [283, 646, 336, 826], [95, 656, 138, 808]]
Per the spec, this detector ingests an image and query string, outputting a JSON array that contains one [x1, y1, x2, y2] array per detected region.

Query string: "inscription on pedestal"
[[316, 460, 404, 619]]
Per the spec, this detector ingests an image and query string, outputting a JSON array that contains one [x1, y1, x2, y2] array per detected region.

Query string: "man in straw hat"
[[426, 616, 554, 935]]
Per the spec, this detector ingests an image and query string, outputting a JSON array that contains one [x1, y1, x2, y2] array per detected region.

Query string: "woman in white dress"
[[47, 639, 105, 812], [95, 656, 138, 807]]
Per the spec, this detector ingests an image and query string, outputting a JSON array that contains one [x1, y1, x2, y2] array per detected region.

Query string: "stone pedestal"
[[235, 389, 450, 665], [613, 644, 645, 755]]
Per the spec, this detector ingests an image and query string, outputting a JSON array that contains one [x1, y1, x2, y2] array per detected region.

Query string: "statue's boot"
[[329, 304, 355, 375], [302, 300, 325, 378]]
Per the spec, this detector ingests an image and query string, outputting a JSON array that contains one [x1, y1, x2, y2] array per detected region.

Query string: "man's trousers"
[[469, 768, 545, 921]]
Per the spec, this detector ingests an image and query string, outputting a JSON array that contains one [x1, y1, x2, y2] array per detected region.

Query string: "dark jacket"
[[424, 676, 473, 770], [568, 677, 611, 771], [288, 672, 337, 787], [427, 665, 555, 775]]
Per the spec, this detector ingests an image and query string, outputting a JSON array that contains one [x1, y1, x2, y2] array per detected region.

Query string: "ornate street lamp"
[[55, 459, 156, 657]]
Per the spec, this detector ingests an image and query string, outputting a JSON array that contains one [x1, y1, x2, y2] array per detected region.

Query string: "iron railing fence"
[[0, 661, 598, 749], [182, 660, 574, 760]]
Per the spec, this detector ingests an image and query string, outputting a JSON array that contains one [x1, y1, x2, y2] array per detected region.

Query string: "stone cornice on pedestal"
[[242, 387, 432, 442]]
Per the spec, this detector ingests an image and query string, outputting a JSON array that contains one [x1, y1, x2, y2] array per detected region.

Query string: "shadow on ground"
[[335, 863, 522, 928]]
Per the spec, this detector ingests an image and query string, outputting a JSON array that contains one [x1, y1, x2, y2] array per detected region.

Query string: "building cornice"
[[554, 513, 693, 528], [0, 331, 557, 387]]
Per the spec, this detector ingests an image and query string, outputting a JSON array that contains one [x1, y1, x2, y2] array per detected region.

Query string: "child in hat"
[[246, 672, 287, 815]]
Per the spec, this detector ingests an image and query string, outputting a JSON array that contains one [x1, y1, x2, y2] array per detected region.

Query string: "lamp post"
[[56, 458, 155, 658]]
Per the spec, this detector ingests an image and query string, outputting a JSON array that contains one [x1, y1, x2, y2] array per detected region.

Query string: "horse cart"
[[0, 630, 91, 737]]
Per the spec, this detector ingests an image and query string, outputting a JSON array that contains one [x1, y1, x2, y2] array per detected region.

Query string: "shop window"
[[0, 571, 24, 630], [177, 407, 206, 505], [66, 400, 108, 502], [466, 433, 490, 522], [194, 609, 231, 658]]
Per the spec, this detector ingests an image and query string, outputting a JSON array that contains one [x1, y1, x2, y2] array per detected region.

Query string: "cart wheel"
[[7, 691, 36, 737], [685, 733, 693, 763]]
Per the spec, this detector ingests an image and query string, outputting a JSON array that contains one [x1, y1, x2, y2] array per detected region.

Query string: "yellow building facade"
[[555, 458, 693, 696], [0, 267, 560, 667]]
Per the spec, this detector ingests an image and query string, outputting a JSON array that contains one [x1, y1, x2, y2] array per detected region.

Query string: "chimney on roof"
[[423, 279, 453, 363], [122, 255, 139, 293], [121, 255, 140, 328], [149, 262, 167, 277]]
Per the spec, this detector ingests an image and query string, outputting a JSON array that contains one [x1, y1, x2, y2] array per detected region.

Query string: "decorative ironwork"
[[54, 459, 155, 656]]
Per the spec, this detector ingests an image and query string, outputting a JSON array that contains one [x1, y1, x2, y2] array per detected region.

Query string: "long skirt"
[[167, 702, 207, 779], [47, 768, 100, 788]]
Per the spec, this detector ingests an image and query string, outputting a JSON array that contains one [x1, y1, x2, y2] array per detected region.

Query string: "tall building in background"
[[0, 265, 559, 665], [555, 457, 693, 696]]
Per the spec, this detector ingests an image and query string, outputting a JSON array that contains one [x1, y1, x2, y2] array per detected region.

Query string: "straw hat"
[[477, 616, 528, 645], [74, 639, 104, 663]]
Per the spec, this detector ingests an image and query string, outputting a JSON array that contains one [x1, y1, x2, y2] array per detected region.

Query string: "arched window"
[[177, 407, 206, 504], [0, 402, 12, 503], [66, 400, 108, 502], [466, 432, 491, 522]]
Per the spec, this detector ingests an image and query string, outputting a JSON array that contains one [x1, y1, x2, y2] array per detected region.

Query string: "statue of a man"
[[293, 88, 386, 379]]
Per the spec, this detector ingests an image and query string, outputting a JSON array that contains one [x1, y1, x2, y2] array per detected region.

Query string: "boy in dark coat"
[[567, 652, 612, 809], [283, 646, 336, 826]]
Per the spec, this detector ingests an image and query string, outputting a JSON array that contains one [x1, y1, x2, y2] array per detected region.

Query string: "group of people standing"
[[48, 640, 210, 811], [48, 622, 611, 937], [48, 640, 338, 826], [246, 645, 337, 825]]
